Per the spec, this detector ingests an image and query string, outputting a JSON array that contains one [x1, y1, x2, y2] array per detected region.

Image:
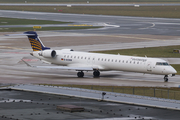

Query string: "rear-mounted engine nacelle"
[[40, 50, 56, 58]]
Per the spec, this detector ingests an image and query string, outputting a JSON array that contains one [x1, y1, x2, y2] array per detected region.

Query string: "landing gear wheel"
[[77, 71, 84, 78], [164, 75, 168, 82], [93, 70, 100, 77]]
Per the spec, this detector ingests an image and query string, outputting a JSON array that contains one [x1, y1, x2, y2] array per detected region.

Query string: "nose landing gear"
[[164, 75, 168, 82]]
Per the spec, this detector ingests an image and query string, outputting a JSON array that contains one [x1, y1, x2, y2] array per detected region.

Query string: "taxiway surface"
[[0, 31, 180, 87], [0, 11, 180, 87], [1, 3, 180, 6], [1, 10, 180, 36]]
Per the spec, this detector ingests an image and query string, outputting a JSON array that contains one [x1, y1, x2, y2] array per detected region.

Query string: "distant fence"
[[67, 85, 180, 100]]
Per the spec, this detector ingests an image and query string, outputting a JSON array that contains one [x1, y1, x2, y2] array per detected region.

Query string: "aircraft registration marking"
[[61, 58, 72, 61]]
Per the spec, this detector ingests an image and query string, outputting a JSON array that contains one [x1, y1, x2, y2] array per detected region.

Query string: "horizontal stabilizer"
[[5, 33, 36, 36], [21, 59, 33, 67], [6, 31, 50, 51]]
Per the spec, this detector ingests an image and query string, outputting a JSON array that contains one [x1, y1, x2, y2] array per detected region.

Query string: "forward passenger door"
[[147, 62, 152, 72]]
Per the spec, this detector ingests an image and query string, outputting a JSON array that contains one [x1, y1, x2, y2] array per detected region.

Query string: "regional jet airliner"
[[8, 31, 177, 82]]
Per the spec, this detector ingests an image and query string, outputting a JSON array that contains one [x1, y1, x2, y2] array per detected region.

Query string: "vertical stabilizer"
[[24, 31, 50, 51]]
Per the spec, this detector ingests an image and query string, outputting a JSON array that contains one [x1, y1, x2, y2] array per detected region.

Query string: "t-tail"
[[24, 31, 50, 51]]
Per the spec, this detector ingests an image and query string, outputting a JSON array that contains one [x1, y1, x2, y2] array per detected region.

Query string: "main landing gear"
[[93, 70, 100, 77], [77, 70, 100, 78], [77, 71, 84, 78], [164, 75, 168, 82]]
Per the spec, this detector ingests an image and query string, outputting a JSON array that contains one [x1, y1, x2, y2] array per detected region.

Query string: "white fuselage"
[[32, 49, 177, 75]]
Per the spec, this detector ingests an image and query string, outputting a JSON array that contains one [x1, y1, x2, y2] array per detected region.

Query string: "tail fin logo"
[[24, 31, 50, 51], [5, 31, 50, 51], [28, 38, 42, 51]]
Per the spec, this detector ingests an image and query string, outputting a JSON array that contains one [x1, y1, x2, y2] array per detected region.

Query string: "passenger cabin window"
[[156, 62, 169, 66]]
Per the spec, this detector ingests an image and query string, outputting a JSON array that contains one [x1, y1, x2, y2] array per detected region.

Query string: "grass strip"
[[39, 84, 180, 100], [0, 17, 70, 25], [93, 45, 180, 58], [0, 26, 101, 32], [1, 6, 180, 18]]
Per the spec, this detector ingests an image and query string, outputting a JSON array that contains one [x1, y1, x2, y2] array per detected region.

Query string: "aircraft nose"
[[169, 66, 177, 74], [172, 68, 177, 74], [163, 66, 177, 74]]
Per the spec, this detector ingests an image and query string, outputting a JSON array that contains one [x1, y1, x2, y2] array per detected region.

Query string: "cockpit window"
[[156, 62, 169, 66]]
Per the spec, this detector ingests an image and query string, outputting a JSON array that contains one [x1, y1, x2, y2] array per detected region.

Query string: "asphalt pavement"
[[1, 88, 180, 120], [1, 3, 180, 6], [1, 10, 180, 36]]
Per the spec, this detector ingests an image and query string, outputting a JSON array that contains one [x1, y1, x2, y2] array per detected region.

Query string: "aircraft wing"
[[21, 59, 93, 71], [35, 66, 93, 71]]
